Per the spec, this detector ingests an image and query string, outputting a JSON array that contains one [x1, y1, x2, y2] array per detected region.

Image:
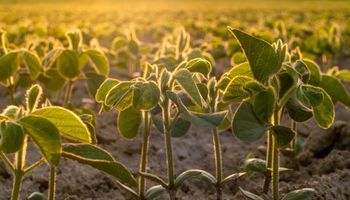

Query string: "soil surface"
[[1, 63, 350, 200]]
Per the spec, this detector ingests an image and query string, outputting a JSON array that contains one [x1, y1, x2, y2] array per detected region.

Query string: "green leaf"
[[2, 105, 22, 120], [296, 85, 324, 107], [57, 49, 80, 79], [0, 121, 24, 153], [85, 71, 106, 97], [229, 28, 279, 83], [185, 58, 212, 77], [21, 51, 41, 78], [221, 172, 246, 186], [167, 91, 226, 128], [313, 90, 334, 129], [281, 188, 315, 200], [223, 76, 252, 103], [85, 49, 109, 76], [174, 68, 204, 107], [19, 116, 61, 166], [25, 84, 42, 112], [232, 102, 269, 141], [0, 52, 19, 81], [117, 106, 142, 139], [95, 78, 120, 103], [286, 95, 313, 122], [171, 117, 191, 137], [41, 48, 63, 69], [41, 68, 66, 91], [226, 62, 253, 79], [145, 185, 167, 200], [242, 158, 267, 174], [66, 30, 82, 50], [270, 126, 296, 148], [105, 81, 134, 111], [319, 75, 350, 107], [133, 81, 160, 111], [32, 107, 91, 143], [303, 59, 321, 85], [174, 169, 216, 189], [62, 143, 137, 187], [253, 87, 276, 123], [239, 187, 264, 200], [336, 70, 350, 81], [294, 60, 310, 83]]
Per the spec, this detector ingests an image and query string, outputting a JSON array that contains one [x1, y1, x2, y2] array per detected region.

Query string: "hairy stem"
[[8, 77, 15, 105], [213, 128, 223, 199], [11, 136, 27, 200], [162, 97, 175, 196], [63, 80, 74, 106], [290, 120, 297, 150], [49, 166, 57, 200], [138, 111, 151, 199], [264, 131, 273, 193], [272, 110, 281, 200]]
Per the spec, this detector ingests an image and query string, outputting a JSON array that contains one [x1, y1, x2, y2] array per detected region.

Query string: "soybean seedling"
[[221, 28, 350, 200], [0, 84, 136, 200]]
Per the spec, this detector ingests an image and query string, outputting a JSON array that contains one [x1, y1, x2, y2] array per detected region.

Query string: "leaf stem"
[[63, 80, 74, 106], [138, 111, 151, 199], [49, 166, 57, 200], [23, 158, 45, 175], [0, 152, 14, 172], [8, 77, 16, 105], [290, 120, 297, 150]]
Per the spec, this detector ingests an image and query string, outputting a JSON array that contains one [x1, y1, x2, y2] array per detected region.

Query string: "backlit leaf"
[[117, 106, 142, 139]]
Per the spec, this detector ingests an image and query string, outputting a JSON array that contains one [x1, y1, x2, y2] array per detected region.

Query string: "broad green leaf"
[[174, 169, 216, 189], [320, 75, 350, 107], [294, 60, 310, 83], [286, 96, 313, 122], [229, 28, 279, 83], [117, 106, 142, 139], [41, 48, 63, 69], [145, 185, 167, 200], [57, 49, 80, 79], [223, 76, 252, 103], [105, 81, 134, 111], [85, 49, 109, 76], [2, 105, 22, 120], [174, 68, 204, 107], [242, 158, 267, 174], [25, 84, 42, 112], [66, 30, 82, 50], [226, 62, 253, 79], [0, 121, 24, 153], [32, 107, 91, 143], [253, 87, 276, 123], [62, 143, 136, 187], [95, 78, 120, 103], [41, 68, 66, 91], [336, 70, 350, 81], [167, 91, 226, 128], [185, 58, 212, 77], [0, 52, 19, 81], [313, 90, 334, 129], [281, 188, 315, 200], [296, 85, 323, 107], [133, 81, 160, 111], [19, 116, 61, 166], [171, 117, 191, 137], [303, 59, 321, 85], [21, 51, 41, 78], [243, 80, 265, 95], [239, 187, 264, 200], [232, 102, 269, 141], [270, 126, 296, 148]]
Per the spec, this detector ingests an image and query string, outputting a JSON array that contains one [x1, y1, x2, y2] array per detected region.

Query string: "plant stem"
[[263, 131, 273, 193], [63, 80, 74, 106], [212, 128, 223, 199], [8, 77, 15, 105], [138, 111, 151, 199], [11, 136, 27, 200], [49, 166, 57, 200], [290, 120, 297, 150], [272, 110, 281, 200], [161, 97, 175, 195]]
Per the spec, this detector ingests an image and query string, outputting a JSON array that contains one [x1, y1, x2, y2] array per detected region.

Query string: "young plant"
[[95, 70, 160, 199], [38, 29, 109, 106], [0, 84, 136, 200], [221, 28, 349, 200], [0, 31, 42, 104]]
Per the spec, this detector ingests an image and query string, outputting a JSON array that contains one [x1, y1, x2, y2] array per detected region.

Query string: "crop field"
[[0, 0, 350, 199]]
